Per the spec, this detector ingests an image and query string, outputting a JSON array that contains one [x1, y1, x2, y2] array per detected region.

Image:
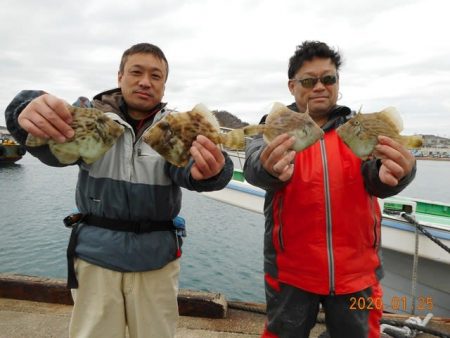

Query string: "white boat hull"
[[203, 180, 450, 264], [381, 219, 450, 265]]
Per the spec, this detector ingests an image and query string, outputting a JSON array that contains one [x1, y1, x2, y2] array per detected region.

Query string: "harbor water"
[[0, 154, 449, 303]]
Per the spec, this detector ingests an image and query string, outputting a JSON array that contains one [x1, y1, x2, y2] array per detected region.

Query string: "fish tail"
[[403, 135, 423, 148], [219, 129, 246, 150], [242, 124, 265, 137], [219, 125, 265, 150]]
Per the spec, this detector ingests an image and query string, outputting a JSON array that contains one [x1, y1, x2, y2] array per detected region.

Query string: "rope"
[[401, 213, 450, 254], [228, 301, 266, 314], [411, 226, 419, 315], [381, 319, 450, 338], [228, 302, 450, 337]]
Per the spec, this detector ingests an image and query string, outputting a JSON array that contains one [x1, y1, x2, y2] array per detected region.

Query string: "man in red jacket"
[[244, 41, 416, 338]]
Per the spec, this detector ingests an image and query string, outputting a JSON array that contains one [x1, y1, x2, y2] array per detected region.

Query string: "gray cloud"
[[1, 0, 449, 137]]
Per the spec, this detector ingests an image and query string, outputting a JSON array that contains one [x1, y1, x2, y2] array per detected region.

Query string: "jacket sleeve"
[[5, 90, 45, 145], [362, 159, 417, 198], [243, 135, 287, 191], [166, 151, 234, 192], [5, 90, 80, 167]]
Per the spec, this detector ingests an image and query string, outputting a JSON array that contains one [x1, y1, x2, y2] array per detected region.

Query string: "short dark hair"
[[288, 41, 342, 79], [119, 43, 169, 79]]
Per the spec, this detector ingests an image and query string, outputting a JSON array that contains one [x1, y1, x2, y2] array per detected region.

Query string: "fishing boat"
[[202, 150, 450, 318], [0, 137, 26, 163]]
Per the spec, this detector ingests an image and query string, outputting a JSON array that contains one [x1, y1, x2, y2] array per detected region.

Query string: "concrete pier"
[[0, 274, 449, 338]]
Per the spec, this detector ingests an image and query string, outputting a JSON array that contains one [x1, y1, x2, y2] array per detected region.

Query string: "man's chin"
[[309, 105, 332, 117], [129, 100, 159, 112]]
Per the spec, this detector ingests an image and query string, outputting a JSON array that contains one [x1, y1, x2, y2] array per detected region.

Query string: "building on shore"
[[415, 135, 450, 158]]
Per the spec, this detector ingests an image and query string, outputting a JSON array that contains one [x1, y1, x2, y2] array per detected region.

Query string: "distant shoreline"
[[416, 157, 450, 161]]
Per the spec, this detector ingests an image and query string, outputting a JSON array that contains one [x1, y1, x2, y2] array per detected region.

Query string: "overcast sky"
[[1, 0, 449, 136]]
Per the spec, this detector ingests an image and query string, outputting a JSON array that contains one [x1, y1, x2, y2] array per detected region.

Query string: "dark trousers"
[[263, 280, 382, 338]]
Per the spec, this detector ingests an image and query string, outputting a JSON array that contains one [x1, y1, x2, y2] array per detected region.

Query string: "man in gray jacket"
[[5, 43, 233, 338]]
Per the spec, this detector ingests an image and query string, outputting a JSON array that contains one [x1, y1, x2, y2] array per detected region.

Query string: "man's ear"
[[288, 80, 295, 95], [117, 71, 123, 87]]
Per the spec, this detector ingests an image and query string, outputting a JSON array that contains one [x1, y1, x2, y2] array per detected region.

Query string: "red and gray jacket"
[[244, 103, 416, 295]]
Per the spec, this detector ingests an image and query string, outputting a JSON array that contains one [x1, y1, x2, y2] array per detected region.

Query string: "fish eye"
[[159, 121, 170, 130]]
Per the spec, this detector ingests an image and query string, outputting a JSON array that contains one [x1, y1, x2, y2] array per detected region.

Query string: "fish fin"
[[81, 156, 97, 164], [192, 103, 220, 130], [380, 107, 403, 132], [25, 134, 48, 147], [269, 102, 287, 114], [49, 143, 81, 164], [402, 135, 423, 148], [192, 103, 210, 115]]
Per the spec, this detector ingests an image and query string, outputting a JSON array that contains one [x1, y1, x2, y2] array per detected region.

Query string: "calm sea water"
[[0, 155, 449, 303]]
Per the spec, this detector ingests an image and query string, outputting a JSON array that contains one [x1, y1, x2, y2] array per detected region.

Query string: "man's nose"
[[139, 75, 151, 87], [312, 80, 326, 90]]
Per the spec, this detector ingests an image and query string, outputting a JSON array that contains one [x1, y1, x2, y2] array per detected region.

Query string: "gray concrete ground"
[[1, 298, 449, 338], [0, 298, 327, 338]]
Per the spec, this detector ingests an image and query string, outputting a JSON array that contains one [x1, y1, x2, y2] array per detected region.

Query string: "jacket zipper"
[[276, 195, 285, 251], [371, 196, 379, 248], [320, 139, 335, 295], [106, 116, 135, 181], [128, 125, 137, 181]]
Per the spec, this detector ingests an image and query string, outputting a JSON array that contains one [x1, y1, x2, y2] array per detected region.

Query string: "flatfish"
[[258, 102, 324, 152], [336, 107, 422, 160], [25, 105, 124, 164]]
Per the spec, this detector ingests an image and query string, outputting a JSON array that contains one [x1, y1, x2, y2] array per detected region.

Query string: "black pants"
[[264, 281, 379, 338]]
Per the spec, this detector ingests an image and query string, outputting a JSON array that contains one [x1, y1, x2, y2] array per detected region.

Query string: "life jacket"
[[272, 129, 381, 295]]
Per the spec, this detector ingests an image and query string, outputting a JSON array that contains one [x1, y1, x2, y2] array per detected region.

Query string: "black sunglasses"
[[291, 75, 338, 89]]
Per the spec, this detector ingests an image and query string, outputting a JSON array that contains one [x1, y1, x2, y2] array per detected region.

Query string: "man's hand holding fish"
[[259, 133, 296, 181], [336, 106, 421, 187], [190, 134, 226, 180], [18, 93, 74, 143], [375, 135, 416, 186], [20, 93, 125, 164]]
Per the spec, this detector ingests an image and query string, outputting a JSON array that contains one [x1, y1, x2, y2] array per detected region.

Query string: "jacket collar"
[[92, 88, 167, 119]]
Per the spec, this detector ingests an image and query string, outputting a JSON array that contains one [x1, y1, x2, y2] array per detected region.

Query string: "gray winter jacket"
[[5, 89, 234, 272]]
